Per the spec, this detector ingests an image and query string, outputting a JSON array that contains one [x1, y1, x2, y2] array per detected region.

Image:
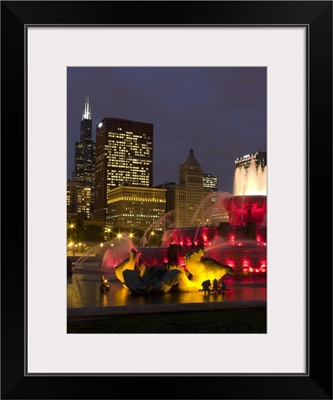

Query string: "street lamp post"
[[68, 223, 76, 256]]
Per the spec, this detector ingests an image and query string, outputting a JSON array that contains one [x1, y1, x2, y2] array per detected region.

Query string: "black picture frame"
[[1, 1, 332, 399]]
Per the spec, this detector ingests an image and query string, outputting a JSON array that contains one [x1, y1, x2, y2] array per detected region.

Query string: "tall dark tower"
[[94, 117, 153, 222], [72, 95, 95, 214]]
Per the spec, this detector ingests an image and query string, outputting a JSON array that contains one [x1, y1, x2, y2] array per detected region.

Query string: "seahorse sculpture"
[[112, 247, 236, 295], [184, 247, 237, 286], [114, 248, 140, 284]]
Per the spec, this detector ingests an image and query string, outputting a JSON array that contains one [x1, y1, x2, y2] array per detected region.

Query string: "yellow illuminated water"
[[67, 265, 266, 309]]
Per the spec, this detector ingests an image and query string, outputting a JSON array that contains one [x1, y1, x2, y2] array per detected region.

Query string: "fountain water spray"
[[233, 158, 267, 196], [139, 209, 175, 247], [79, 156, 267, 277]]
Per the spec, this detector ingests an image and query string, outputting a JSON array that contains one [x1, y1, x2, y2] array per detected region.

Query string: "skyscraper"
[[107, 186, 166, 233], [235, 151, 266, 170], [72, 95, 95, 214], [69, 95, 95, 218], [67, 181, 92, 220], [166, 149, 212, 228], [94, 117, 153, 222], [203, 173, 218, 191]]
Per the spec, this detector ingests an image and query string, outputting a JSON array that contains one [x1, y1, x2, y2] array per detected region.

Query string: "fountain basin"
[[100, 195, 267, 276]]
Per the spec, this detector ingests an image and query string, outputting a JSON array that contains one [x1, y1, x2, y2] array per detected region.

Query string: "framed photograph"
[[2, 1, 332, 399]]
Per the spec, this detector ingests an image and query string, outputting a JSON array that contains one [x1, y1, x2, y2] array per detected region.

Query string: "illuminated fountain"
[[99, 233, 138, 268], [233, 156, 266, 196], [99, 153, 267, 286], [203, 155, 267, 274], [210, 155, 267, 273]]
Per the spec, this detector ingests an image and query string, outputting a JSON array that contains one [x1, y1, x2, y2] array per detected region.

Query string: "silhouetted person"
[[201, 280, 211, 295], [212, 278, 218, 295]]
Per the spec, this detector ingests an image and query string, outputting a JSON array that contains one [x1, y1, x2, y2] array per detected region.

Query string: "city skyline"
[[67, 67, 267, 194]]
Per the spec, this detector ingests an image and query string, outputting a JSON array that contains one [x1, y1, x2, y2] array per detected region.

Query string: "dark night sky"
[[67, 67, 266, 194]]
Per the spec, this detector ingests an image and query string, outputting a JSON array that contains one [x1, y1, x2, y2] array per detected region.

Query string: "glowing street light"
[[68, 223, 76, 242], [68, 241, 76, 256]]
